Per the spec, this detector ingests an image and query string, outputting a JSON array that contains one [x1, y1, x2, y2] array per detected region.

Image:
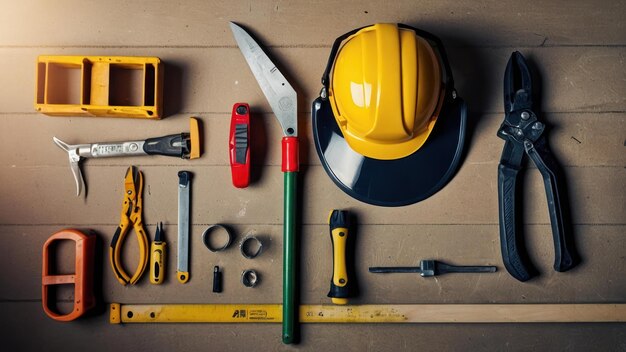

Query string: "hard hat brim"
[[312, 91, 467, 207]]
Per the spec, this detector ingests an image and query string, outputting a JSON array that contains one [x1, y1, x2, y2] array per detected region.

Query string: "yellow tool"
[[327, 210, 355, 305], [35, 55, 163, 119], [110, 166, 149, 285], [110, 303, 626, 324], [149, 222, 166, 284]]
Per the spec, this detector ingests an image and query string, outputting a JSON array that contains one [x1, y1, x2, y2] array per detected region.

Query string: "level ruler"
[[110, 303, 626, 324]]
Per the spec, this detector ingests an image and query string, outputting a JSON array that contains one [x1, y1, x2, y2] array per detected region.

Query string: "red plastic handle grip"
[[229, 103, 251, 188], [281, 136, 299, 173]]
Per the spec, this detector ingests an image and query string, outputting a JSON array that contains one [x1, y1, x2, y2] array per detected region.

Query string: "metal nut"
[[240, 235, 263, 259], [241, 269, 259, 287]]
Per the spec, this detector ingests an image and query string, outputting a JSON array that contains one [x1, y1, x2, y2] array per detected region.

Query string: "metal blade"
[[53, 137, 85, 196], [177, 171, 191, 275], [154, 222, 163, 242], [230, 22, 297, 137], [69, 158, 85, 197], [503, 51, 533, 113], [368, 267, 422, 274]]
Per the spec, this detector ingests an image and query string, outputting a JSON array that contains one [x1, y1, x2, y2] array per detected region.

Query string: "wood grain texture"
[[0, 165, 623, 226], [1, 112, 624, 167], [0, 0, 624, 350], [0, 47, 624, 115], [3, 302, 626, 352], [0, 0, 624, 47], [2, 224, 624, 303]]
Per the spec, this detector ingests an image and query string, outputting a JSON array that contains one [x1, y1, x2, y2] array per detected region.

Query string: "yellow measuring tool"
[[110, 303, 626, 324]]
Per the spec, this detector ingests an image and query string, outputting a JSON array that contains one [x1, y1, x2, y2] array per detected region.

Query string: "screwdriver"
[[369, 260, 496, 277], [150, 222, 166, 284], [327, 210, 357, 305]]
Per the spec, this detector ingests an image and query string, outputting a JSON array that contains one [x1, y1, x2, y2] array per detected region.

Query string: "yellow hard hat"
[[313, 23, 467, 206], [328, 23, 444, 160]]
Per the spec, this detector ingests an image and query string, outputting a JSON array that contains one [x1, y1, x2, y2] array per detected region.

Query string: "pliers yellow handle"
[[109, 166, 149, 285]]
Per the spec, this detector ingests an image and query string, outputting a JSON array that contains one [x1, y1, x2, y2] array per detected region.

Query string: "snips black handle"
[[498, 137, 576, 282], [526, 137, 576, 273], [498, 141, 534, 282]]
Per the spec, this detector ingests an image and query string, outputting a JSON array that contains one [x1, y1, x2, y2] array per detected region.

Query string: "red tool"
[[229, 102, 251, 188], [42, 229, 96, 321]]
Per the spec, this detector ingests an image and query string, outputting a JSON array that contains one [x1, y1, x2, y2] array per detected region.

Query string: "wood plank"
[[1, 1, 624, 47], [2, 302, 625, 352], [3, 224, 624, 302], [1, 112, 624, 169], [0, 164, 623, 226], [0, 47, 624, 115]]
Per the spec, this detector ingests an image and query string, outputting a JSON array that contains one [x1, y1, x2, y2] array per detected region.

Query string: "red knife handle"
[[229, 103, 251, 188]]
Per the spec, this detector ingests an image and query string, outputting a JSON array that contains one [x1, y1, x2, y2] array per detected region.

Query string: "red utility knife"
[[229, 103, 250, 188]]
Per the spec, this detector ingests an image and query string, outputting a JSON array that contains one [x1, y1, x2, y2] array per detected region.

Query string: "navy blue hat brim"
[[312, 92, 467, 207]]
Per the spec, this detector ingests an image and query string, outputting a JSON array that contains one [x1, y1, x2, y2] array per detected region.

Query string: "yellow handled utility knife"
[[150, 222, 166, 284], [327, 210, 357, 304]]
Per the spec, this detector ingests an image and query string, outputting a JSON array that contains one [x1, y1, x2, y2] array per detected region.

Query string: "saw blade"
[[229, 22, 297, 137]]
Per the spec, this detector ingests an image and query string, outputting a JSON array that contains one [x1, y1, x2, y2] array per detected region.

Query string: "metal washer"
[[202, 224, 234, 252]]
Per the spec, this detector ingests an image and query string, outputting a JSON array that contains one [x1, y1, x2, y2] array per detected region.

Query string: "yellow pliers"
[[109, 166, 149, 285]]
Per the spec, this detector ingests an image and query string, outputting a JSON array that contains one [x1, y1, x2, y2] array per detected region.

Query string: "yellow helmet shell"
[[328, 23, 444, 160]]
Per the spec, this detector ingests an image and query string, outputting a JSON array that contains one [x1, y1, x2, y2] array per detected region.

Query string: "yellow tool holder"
[[35, 55, 163, 119]]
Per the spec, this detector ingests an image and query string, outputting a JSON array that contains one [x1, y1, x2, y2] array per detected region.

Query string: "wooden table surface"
[[1, 1, 624, 350]]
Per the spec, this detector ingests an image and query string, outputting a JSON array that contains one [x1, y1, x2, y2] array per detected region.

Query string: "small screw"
[[521, 111, 530, 120], [236, 105, 248, 115], [533, 122, 544, 130], [516, 129, 524, 137], [320, 87, 328, 100]]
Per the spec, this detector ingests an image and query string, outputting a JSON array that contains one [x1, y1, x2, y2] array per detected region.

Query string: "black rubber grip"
[[526, 138, 576, 272], [143, 133, 189, 158], [498, 163, 534, 282], [329, 209, 349, 231], [234, 123, 248, 164]]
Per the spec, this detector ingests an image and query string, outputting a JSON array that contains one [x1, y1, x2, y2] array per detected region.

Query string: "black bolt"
[[213, 266, 222, 293]]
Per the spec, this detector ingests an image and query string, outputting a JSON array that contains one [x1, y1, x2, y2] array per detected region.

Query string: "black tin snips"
[[497, 52, 578, 282]]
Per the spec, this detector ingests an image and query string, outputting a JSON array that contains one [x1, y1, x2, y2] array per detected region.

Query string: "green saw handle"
[[282, 171, 296, 343], [281, 137, 299, 344]]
